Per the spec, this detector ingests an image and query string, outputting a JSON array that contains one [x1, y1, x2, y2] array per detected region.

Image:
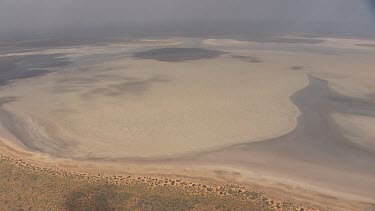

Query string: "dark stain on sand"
[[230, 55, 262, 63], [0, 53, 71, 86], [356, 44, 375, 48], [133, 48, 226, 62]]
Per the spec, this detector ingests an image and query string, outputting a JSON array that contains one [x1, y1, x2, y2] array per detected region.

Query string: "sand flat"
[[0, 36, 375, 207], [184, 75, 375, 203], [333, 113, 375, 151], [0, 49, 305, 158]]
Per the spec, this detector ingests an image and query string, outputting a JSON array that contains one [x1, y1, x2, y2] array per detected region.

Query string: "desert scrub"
[[0, 155, 285, 210]]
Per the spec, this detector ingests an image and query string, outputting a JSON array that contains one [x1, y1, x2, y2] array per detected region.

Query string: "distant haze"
[[0, 0, 374, 38]]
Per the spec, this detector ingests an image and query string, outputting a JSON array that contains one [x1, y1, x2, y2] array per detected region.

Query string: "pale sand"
[[222, 42, 375, 99], [185, 75, 375, 204], [333, 113, 375, 152], [227, 47, 375, 99], [0, 36, 375, 209], [203, 39, 249, 46], [0, 51, 305, 158], [297, 53, 375, 99], [0, 38, 182, 58]]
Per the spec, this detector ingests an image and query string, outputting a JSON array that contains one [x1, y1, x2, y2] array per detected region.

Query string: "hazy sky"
[[0, 0, 374, 36]]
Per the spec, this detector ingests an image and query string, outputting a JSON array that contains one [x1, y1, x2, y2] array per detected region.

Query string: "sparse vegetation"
[[0, 153, 304, 210]]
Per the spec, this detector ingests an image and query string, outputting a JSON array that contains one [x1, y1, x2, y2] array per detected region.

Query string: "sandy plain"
[[0, 39, 306, 158], [0, 35, 374, 210]]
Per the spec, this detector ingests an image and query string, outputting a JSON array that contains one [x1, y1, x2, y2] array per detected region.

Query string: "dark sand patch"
[[0, 96, 18, 106], [0, 37, 106, 48], [133, 48, 226, 62], [0, 54, 71, 86], [232, 35, 325, 44], [230, 55, 262, 63], [0, 49, 39, 55], [356, 44, 375, 48], [290, 66, 304, 70], [52, 74, 137, 94], [80, 75, 169, 99]]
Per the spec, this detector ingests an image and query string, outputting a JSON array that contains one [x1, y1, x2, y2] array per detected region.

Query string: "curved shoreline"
[[183, 74, 375, 203], [0, 140, 372, 211], [0, 46, 306, 159], [0, 152, 292, 210], [0, 37, 374, 209], [0, 73, 374, 207], [0, 68, 306, 161]]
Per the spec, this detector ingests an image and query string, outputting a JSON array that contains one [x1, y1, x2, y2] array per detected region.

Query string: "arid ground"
[[0, 35, 375, 210]]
